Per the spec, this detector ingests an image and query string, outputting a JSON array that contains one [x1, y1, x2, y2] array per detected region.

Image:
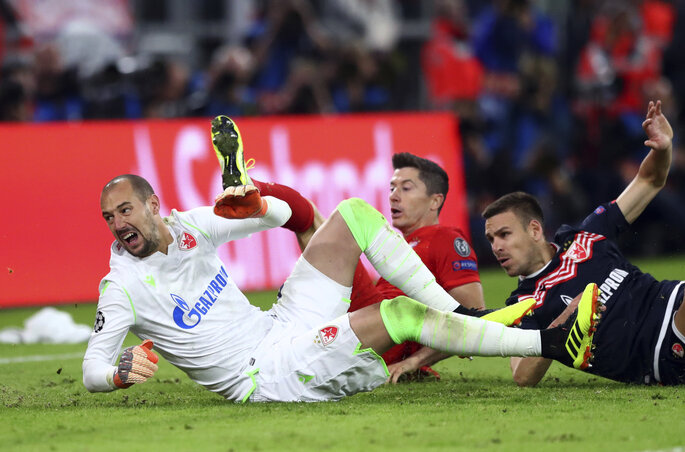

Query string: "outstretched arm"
[[616, 100, 674, 224]]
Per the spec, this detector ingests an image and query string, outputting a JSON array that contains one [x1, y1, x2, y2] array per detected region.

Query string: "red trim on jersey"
[[524, 232, 606, 306]]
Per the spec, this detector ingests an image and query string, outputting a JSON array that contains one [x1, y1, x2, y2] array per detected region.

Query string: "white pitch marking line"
[[0, 352, 84, 365]]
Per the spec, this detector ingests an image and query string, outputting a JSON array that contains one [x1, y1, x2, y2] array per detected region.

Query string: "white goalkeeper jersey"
[[82, 197, 291, 401]]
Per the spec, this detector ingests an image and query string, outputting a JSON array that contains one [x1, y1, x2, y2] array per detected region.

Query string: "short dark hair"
[[482, 191, 544, 227], [102, 174, 155, 202], [392, 152, 449, 213]]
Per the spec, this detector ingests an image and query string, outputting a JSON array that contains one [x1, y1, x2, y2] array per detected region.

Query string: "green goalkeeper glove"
[[112, 340, 159, 389]]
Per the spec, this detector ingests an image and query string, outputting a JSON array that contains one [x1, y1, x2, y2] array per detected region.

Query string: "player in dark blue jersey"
[[482, 100, 685, 385]]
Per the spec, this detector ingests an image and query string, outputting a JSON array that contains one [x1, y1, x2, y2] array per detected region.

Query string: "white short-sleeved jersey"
[[83, 197, 291, 400]]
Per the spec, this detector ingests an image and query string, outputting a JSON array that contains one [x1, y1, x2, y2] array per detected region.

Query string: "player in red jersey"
[[347, 152, 484, 382]]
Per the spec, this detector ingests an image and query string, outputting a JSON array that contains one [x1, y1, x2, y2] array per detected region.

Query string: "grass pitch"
[[2, 256, 685, 451]]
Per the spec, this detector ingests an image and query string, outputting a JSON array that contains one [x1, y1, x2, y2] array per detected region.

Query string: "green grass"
[[2, 256, 685, 451]]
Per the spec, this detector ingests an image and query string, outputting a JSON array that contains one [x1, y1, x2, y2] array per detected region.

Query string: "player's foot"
[[211, 115, 253, 189], [483, 297, 537, 326], [454, 297, 537, 327], [540, 283, 602, 370]]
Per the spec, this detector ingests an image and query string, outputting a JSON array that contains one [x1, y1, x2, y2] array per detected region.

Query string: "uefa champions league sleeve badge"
[[94, 311, 105, 333]]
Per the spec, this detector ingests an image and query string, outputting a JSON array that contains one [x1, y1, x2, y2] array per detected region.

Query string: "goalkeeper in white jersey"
[[83, 117, 602, 402]]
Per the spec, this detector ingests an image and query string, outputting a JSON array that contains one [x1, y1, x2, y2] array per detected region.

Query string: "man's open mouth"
[[121, 231, 139, 245]]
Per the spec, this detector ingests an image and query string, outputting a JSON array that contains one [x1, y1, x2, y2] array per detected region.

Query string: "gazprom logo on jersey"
[[171, 266, 229, 329]]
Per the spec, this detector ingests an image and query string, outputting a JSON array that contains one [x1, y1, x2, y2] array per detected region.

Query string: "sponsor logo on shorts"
[[453, 238, 471, 257], [672, 343, 684, 359], [317, 326, 339, 346], [94, 311, 105, 333], [452, 260, 478, 271], [179, 232, 197, 250]]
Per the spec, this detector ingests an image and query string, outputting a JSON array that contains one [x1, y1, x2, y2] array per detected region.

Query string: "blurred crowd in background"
[[2, 0, 685, 264]]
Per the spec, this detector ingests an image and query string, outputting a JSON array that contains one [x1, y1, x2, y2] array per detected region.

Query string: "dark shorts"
[[654, 289, 685, 385]]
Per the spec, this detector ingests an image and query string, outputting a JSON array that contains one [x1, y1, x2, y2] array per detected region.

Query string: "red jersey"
[[349, 224, 480, 364]]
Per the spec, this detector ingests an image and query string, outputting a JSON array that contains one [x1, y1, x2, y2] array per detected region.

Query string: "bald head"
[[102, 174, 155, 203]]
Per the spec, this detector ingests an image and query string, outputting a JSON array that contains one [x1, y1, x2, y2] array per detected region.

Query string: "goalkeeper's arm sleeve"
[[259, 196, 292, 228], [83, 358, 119, 392], [83, 284, 135, 392]]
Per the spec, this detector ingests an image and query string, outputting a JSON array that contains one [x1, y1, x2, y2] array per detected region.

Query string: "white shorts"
[[246, 256, 389, 402]]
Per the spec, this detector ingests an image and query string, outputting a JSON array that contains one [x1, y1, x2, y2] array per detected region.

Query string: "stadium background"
[[2, 3, 685, 451], [2, 0, 685, 307]]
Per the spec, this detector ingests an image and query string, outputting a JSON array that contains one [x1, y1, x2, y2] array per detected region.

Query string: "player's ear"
[[527, 219, 544, 241], [148, 194, 161, 215], [430, 193, 444, 212]]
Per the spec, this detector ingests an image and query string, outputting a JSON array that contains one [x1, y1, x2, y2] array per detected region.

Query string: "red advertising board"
[[0, 113, 465, 307]]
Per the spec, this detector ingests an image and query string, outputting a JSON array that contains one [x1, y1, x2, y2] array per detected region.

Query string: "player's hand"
[[388, 358, 418, 384], [387, 356, 422, 384], [547, 293, 581, 328], [547, 291, 606, 329], [388, 360, 442, 384], [642, 100, 673, 152], [214, 185, 268, 219], [113, 340, 159, 389]]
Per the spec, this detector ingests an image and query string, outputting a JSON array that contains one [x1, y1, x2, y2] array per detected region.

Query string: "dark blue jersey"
[[506, 201, 683, 384]]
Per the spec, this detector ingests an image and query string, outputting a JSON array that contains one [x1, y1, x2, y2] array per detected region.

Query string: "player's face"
[[389, 167, 442, 235], [484, 211, 542, 277], [101, 181, 162, 258]]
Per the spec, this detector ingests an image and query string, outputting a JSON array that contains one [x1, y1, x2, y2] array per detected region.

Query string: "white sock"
[[419, 308, 541, 357], [366, 222, 461, 312]]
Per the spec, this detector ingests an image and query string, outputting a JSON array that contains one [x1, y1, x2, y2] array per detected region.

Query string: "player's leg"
[[348, 283, 603, 369], [301, 210, 362, 287], [333, 198, 539, 320], [211, 114, 321, 249], [323, 198, 460, 312], [348, 299, 540, 357], [301, 201, 456, 307]]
